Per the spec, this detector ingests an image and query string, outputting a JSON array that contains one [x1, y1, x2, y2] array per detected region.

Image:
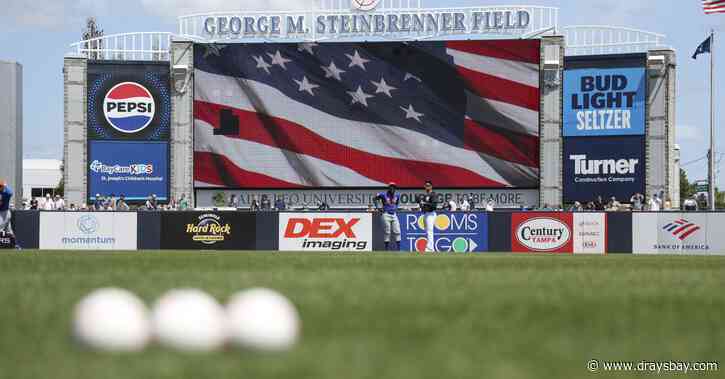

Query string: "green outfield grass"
[[0, 252, 723, 379]]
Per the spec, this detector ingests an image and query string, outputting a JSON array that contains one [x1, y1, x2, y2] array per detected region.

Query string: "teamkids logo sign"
[[563, 67, 646, 136], [87, 62, 170, 140], [279, 213, 372, 251], [511, 213, 573, 253], [186, 213, 232, 245], [563, 136, 645, 203], [398, 212, 488, 253], [103, 82, 155, 134]]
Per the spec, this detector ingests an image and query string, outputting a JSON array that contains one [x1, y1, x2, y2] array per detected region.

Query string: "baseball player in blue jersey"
[[419, 180, 438, 253], [375, 182, 401, 251], [0, 180, 18, 249]]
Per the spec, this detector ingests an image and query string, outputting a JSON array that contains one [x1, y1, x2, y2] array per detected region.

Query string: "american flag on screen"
[[193, 40, 540, 189], [703, 0, 725, 14]]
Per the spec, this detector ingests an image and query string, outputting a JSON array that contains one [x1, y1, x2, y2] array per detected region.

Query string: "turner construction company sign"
[[188, 5, 540, 41]]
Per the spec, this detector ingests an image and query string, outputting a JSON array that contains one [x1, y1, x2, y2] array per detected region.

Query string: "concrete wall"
[[63, 56, 87, 206], [539, 36, 565, 207], [169, 40, 195, 204], [646, 49, 678, 208], [0, 61, 23, 206]]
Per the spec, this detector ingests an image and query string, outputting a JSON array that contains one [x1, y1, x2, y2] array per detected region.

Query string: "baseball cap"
[[388, 182, 397, 187]]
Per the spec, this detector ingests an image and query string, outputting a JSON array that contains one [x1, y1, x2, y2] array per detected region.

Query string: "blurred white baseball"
[[72, 288, 151, 352], [151, 289, 226, 351], [225, 288, 300, 351]]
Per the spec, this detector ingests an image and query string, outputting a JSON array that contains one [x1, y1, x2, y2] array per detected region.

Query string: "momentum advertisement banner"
[[279, 213, 372, 251], [633, 213, 725, 255], [563, 136, 645, 203], [87, 62, 171, 140], [511, 213, 573, 253], [160, 212, 256, 250], [398, 212, 488, 253], [39, 212, 137, 250], [88, 141, 169, 202], [563, 67, 646, 137]]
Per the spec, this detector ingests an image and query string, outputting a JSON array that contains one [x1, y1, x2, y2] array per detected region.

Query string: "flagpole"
[[709, 30, 716, 211]]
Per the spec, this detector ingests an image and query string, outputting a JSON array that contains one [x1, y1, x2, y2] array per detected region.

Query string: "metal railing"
[[69, 32, 173, 61], [563, 25, 668, 56]]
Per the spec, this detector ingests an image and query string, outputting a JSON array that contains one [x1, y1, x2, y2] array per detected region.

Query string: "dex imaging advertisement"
[[563, 67, 646, 137], [563, 136, 645, 203], [88, 141, 169, 202], [87, 62, 171, 140], [279, 213, 373, 251], [398, 212, 488, 253]]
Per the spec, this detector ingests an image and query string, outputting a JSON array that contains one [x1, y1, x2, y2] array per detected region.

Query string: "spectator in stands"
[[274, 197, 286, 211], [250, 195, 260, 211], [30, 198, 38, 210], [459, 195, 471, 212], [318, 200, 330, 211], [53, 195, 65, 211], [606, 197, 621, 212], [485, 199, 495, 212], [683, 196, 698, 211], [146, 195, 159, 210], [664, 198, 672, 211], [593, 196, 605, 211], [648, 194, 662, 211], [178, 194, 190, 210], [42, 194, 54, 210], [93, 194, 103, 211], [260, 195, 272, 210], [117, 195, 130, 211], [569, 201, 583, 212], [69, 203, 77, 211], [108, 194, 117, 210], [446, 199, 458, 211], [228, 194, 240, 208], [630, 193, 645, 211]]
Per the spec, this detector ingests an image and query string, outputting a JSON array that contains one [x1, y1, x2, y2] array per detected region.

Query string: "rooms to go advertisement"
[[397, 212, 488, 253]]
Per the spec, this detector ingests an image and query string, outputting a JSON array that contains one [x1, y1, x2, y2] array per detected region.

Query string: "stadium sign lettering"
[[200, 8, 531, 39], [569, 155, 639, 175], [284, 218, 359, 239]]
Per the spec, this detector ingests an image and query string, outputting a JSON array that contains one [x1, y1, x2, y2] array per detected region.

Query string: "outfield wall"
[[7, 211, 724, 255]]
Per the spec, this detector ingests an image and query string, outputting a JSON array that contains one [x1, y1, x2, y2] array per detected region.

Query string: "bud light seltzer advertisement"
[[87, 141, 169, 202], [563, 136, 645, 203], [563, 55, 646, 137], [87, 62, 171, 140]]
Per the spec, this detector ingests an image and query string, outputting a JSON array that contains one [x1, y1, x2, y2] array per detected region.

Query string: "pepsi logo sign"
[[103, 82, 155, 134], [516, 218, 571, 252]]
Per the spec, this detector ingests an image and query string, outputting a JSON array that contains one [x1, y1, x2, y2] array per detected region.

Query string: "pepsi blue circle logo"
[[103, 82, 155, 134]]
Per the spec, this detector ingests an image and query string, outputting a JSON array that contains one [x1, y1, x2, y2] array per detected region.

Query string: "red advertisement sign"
[[511, 213, 574, 253]]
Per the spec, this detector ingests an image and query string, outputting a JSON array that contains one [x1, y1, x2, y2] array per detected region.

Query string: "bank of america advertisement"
[[563, 67, 646, 137], [39, 212, 137, 250], [633, 213, 725, 255], [563, 136, 645, 203], [87, 141, 169, 202], [87, 62, 171, 141]]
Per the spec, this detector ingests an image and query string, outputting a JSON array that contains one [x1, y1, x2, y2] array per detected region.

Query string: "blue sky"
[[0, 0, 722, 185]]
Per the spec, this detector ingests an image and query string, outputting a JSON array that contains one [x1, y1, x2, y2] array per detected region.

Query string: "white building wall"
[[0, 61, 23, 206]]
